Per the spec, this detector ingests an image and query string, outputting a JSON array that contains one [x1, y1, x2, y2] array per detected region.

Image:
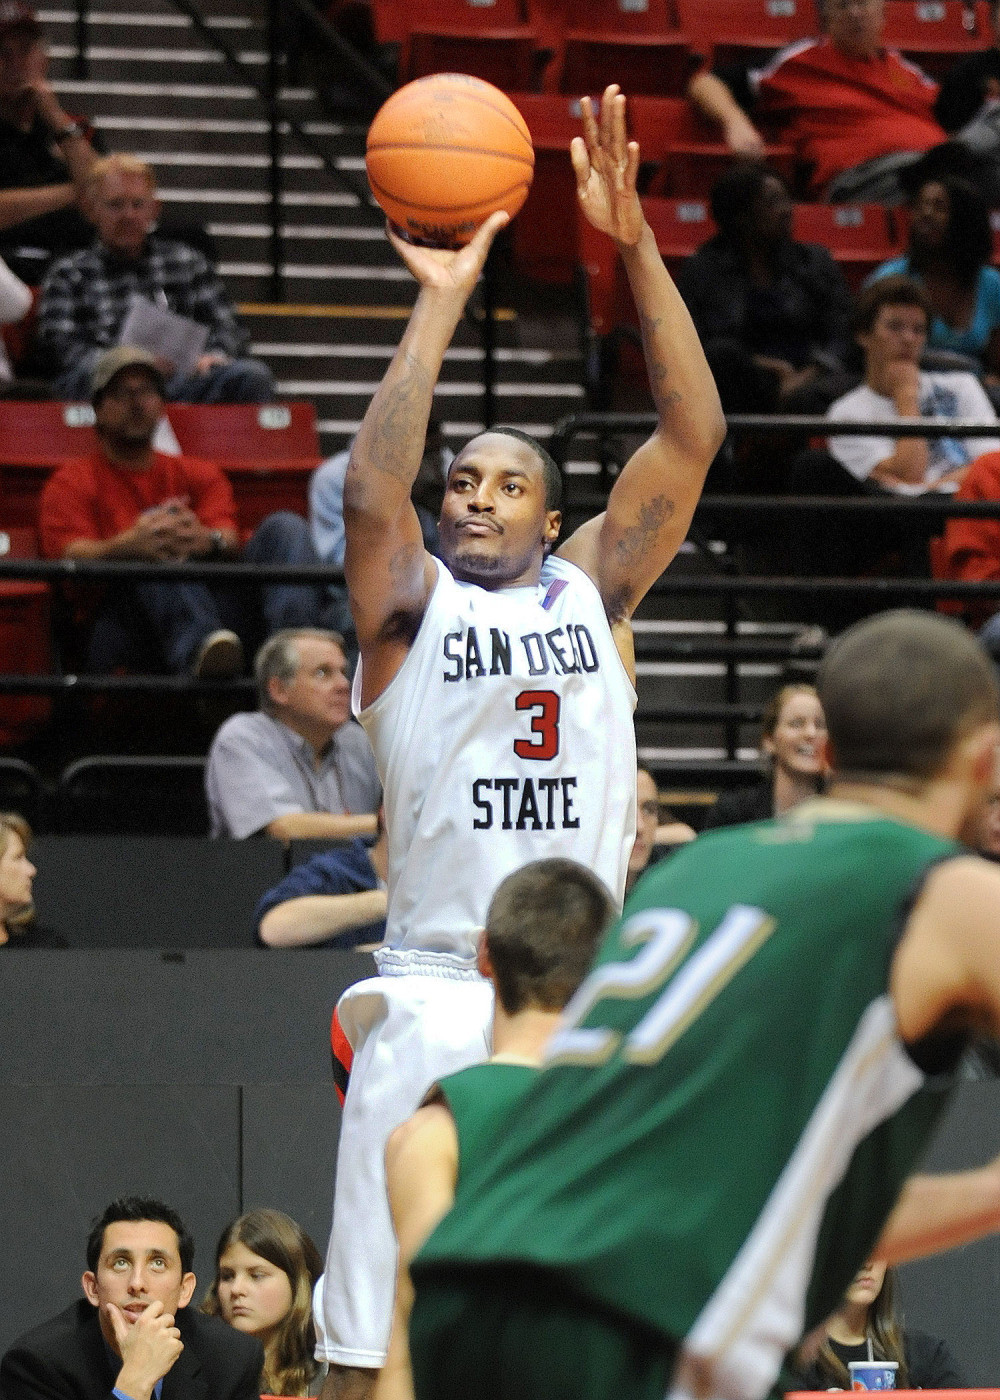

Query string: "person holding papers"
[[34, 154, 275, 403]]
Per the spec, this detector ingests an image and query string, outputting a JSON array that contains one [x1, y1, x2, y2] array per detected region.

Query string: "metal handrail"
[[550, 411, 1000, 466]]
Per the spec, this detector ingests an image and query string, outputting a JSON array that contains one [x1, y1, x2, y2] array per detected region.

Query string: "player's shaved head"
[[484, 858, 614, 1015], [818, 609, 999, 782]]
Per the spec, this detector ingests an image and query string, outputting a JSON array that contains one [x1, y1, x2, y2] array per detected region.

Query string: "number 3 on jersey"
[[514, 690, 560, 760]]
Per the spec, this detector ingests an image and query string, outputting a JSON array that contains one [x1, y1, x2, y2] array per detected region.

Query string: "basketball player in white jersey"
[[318, 86, 726, 1400]]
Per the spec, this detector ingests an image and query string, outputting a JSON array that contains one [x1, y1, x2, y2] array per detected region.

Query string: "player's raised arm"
[[343, 210, 509, 703], [558, 86, 726, 620]]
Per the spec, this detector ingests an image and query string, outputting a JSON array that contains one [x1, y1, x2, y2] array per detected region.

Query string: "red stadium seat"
[[558, 0, 693, 98], [791, 202, 901, 289], [509, 92, 593, 282], [674, 0, 818, 67], [880, 0, 991, 77], [627, 94, 797, 197], [393, 0, 541, 89], [0, 527, 51, 748], [0, 401, 98, 528], [578, 194, 716, 338], [167, 402, 321, 533]]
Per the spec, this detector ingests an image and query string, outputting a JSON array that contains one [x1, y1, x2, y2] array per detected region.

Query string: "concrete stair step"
[[53, 77, 319, 118], [91, 114, 362, 156]]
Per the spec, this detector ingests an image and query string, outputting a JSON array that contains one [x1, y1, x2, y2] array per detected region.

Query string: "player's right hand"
[[386, 209, 509, 296], [109, 1300, 184, 1399]]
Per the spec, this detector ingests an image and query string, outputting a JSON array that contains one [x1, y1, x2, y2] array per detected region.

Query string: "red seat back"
[[791, 202, 900, 287], [881, 0, 991, 75], [676, 0, 817, 61], [166, 402, 321, 533]]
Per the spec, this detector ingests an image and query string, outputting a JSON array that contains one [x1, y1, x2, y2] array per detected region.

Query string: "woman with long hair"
[[870, 175, 1000, 377], [792, 1259, 963, 1389], [702, 684, 826, 831], [0, 811, 65, 947], [202, 1209, 324, 1396]]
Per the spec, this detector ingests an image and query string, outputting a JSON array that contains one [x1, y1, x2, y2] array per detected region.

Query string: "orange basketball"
[[366, 73, 534, 249]]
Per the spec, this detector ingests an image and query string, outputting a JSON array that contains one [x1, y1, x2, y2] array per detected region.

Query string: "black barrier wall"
[[0, 950, 372, 1356], [3, 952, 1000, 1383]]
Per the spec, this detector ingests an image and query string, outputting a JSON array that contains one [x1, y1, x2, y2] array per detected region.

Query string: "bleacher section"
[[2, 0, 995, 802]]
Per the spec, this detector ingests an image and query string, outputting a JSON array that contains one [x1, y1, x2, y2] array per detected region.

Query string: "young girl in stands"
[[202, 1209, 325, 1396], [791, 1258, 964, 1389]]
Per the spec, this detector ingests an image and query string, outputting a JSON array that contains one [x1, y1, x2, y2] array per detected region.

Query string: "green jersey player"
[[410, 609, 1000, 1400]]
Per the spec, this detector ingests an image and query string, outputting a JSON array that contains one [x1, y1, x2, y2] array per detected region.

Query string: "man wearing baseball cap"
[[0, 2, 97, 282], [37, 346, 338, 679]]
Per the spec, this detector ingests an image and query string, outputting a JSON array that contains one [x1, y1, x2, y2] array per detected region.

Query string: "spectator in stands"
[[688, 0, 947, 202], [0, 1195, 263, 1400], [255, 807, 387, 948], [205, 627, 380, 840], [825, 276, 1000, 494], [868, 175, 1000, 379], [0, 248, 32, 384], [35, 154, 275, 403], [790, 1259, 964, 1389], [626, 768, 693, 895], [309, 417, 452, 653], [676, 165, 852, 416], [933, 449, 1000, 658], [38, 346, 332, 679], [202, 1209, 325, 1397], [0, 811, 65, 947], [937, 0, 1000, 131], [935, 0, 1000, 200], [311, 418, 450, 567], [702, 684, 826, 831], [0, 2, 96, 284]]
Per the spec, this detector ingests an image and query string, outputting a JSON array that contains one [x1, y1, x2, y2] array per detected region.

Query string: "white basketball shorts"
[[318, 951, 493, 1367]]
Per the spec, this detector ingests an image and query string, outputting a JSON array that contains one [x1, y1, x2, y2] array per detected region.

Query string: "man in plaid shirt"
[[36, 153, 275, 403]]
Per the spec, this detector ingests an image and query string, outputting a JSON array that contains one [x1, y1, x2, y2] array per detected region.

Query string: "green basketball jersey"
[[415, 804, 965, 1400], [438, 1061, 539, 1190]]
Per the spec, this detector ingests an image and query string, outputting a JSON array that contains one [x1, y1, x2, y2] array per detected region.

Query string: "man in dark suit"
[[0, 1196, 263, 1400]]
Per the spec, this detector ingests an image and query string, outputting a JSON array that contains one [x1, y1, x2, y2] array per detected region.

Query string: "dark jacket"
[[935, 46, 1000, 134], [0, 1299, 263, 1400], [791, 1328, 965, 1390], [701, 781, 774, 831], [676, 236, 851, 371]]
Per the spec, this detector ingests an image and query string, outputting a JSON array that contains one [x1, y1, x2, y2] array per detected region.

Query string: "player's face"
[[628, 769, 660, 878], [438, 434, 561, 589], [763, 690, 827, 778], [215, 1241, 293, 1346], [272, 637, 352, 734], [843, 1258, 887, 1309], [81, 1220, 195, 1354]]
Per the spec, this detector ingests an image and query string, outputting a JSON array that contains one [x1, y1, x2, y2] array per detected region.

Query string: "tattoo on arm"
[[614, 496, 675, 568], [639, 313, 683, 416], [349, 352, 432, 487]]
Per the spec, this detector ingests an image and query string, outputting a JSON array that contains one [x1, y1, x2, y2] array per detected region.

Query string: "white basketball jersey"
[[353, 553, 637, 966]]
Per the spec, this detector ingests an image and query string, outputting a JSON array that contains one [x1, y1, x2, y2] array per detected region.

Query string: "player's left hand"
[[571, 85, 643, 248]]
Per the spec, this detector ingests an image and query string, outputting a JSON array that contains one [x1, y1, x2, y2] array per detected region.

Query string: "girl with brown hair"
[[202, 1210, 324, 1396]]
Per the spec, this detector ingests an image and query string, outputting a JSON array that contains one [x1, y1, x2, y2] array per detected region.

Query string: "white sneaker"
[[193, 629, 243, 680]]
